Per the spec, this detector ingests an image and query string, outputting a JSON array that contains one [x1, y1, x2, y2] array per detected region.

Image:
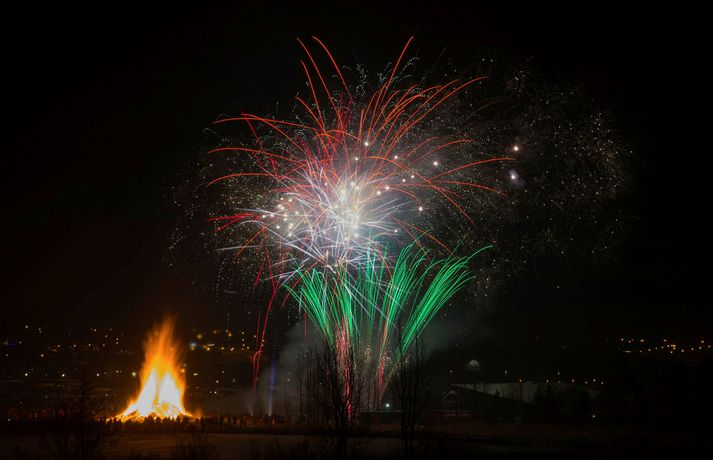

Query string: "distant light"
[[364, 141, 369, 146], [418, 206, 423, 212], [433, 161, 439, 166], [385, 402, 391, 408], [513, 145, 520, 152]]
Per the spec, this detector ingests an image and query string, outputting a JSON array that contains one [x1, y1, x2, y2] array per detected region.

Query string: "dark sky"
[[1, 5, 707, 340]]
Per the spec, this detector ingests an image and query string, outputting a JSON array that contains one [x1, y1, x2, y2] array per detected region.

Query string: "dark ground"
[[3, 422, 712, 459]]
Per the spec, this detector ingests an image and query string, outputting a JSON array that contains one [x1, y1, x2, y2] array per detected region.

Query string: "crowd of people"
[[108, 413, 290, 433], [3, 408, 292, 434]]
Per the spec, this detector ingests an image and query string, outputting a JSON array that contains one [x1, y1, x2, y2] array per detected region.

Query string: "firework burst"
[[192, 37, 516, 383], [207, 37, 511, 283]]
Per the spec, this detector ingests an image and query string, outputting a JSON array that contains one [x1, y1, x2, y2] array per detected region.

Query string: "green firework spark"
[[288, 243, 490, 364]]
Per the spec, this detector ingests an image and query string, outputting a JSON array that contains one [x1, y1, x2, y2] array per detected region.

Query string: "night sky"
[[1, 5, 707, 341]]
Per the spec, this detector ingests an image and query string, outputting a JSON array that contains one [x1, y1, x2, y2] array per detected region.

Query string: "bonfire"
[[118, 319, 191, 420]]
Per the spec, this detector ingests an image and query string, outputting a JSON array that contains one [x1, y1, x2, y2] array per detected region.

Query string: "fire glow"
[[118, 319, 191, 420]]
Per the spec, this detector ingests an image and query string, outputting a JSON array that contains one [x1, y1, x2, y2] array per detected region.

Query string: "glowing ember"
[[119, 319, 191, 420]]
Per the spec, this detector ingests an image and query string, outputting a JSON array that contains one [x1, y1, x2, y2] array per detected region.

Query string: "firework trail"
[[288, 242, 490, 395]]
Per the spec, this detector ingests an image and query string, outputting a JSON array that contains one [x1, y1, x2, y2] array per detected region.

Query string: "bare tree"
[[40, 372, 113, 460], [315, 342, 366, 460], [391, 334, 430, 458]]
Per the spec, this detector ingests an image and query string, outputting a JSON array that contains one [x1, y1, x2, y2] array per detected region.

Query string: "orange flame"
[[119, 319, 191, 420]]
